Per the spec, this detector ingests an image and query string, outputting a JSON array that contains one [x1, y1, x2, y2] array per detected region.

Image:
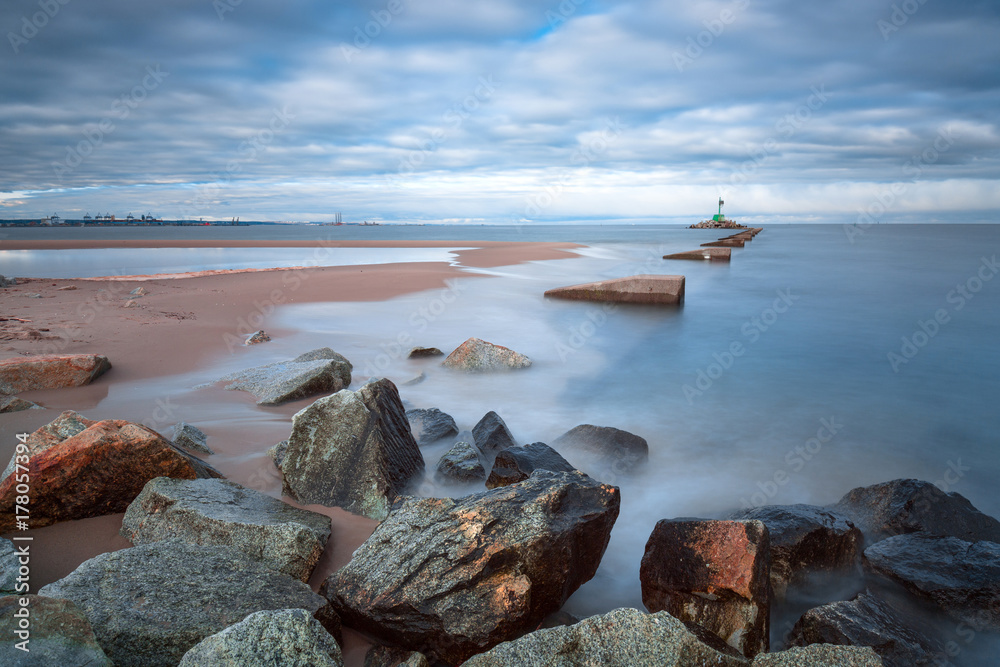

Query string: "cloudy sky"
[[1, 0, 998, 224]]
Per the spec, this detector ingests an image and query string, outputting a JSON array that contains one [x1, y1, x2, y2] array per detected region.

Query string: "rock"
[[39, 541, 338, 667], [0, 410, 221, 532], [461, 607, 747, 666], [323, 470, 620, 664], [405, 407, 459, 446], [640, 518, 771, 658], [0, 395, 42, 413], [220, 349, 353, 405], [0, 274, 17, 287], [172, 421, 214, 455], [863, 532, 1000, 630], [245, 329, 271, 345], [402, 372, 426, 386], [130, 286, 148, 296], [472, 411, 517, 460], [552, 424, 648, 473], [57, 284, 77, 290], [435, 439, 486, 482], [0, 353, 111, 394], [486, 442, 576, 488], [664, 247, 732, 261], [123, 298, 138, 308], [178, 608, 343, 667], [544, 274, 685, 305], [729, 504, 863, 600], [408, 347, 443, 359], [0, 595, 113, 666], [788, 589, 940, 667], [753, 644, 884, 666], [0, 537, 18, 594], [121, 477, 332, 582], [442, 337, 532, 372], [832, 478, 1000, 545], [268, 439, 289, 467], [364, 645, 431, 667], [279, 378, 424, 521]]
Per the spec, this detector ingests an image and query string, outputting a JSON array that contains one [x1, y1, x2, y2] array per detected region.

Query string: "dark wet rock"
[[472, 411, 516, 460], [641, 518, 771, 658], [0, 395, 42, 413], [364, 645, 431, 667], [0, 411, 221, 532], [544, 275, 685, 305], [408, 347, 443, 359], [268, 439, 289, 467], [461, 607, 747, 666], [323, 470, 620, 664], [435, 439, 486, 482], [39, 541, 338, 667], [863, 532, 1000, 631], [171, 421, 213, 455], [121, 477, 332, 582], [552, 424, 648, 473], [486, 442, 576, 488], [831, 478, 1000, 545], [221, 349, 353, 405], [442, 337, 531, 372], [0, 275, 17, 287], [401, 372, 427, 386], [0, 537, 17, 594], [788, 589, 940, 667], [279, 378, 424, 521], [0, 595, 113, 666], [0, 353, 111, 394], [405, 407, 459, 446], [753, 644, 884, 666], [729, 504, 863, 600], [178, 608, 343, 667], [245, 329, 271, 345]]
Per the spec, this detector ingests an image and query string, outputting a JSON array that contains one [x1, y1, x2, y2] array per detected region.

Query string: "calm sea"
[[2, 223, 998, 659]]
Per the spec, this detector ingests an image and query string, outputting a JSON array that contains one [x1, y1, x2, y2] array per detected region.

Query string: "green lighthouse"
[[712, 198, 726, 222]]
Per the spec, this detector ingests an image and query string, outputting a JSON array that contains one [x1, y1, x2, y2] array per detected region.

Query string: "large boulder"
[[472, 411, 517, 460], [640, 518, 771, 658], [863, 532, 1000, 631], [279, 378, 424, 521], [178, 608, 342, 667], [729, 504, 863, 599], [220, 348, 353, 405], [752, 644, 884, 666], [552, 424, 648, 473], [405, 408, 459, 446], [544, 275, 685, 305], [121, 477, 332, 582], [0, 411, 220, 532], [788, 589, 941, 667], [442, 338, 531, 372], [831, 479, 1000, 545], [0, 595, 113, 667], [0, 353, 111, 394], [486, 442, 576, 488], [171, 422, 213, 455], [323, 470, 620, 664], [461, 607, 747, 666], [435, 439, 486, 482], [39, 541, 339, 667]]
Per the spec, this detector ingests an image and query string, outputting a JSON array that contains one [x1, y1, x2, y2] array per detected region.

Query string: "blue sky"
[[1, 0, 998, 223]]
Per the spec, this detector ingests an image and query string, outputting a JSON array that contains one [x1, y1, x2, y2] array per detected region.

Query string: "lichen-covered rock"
[[0, 595, 113, 666], [864, 532, 1000, 631], [405, 407, 458, 446], [787, 589, 941, 667], [364, 645, 431, 667], [472, 411, 516, 460], [39, 542, 338, 667], [0, 353, 111, 394], [442, 338, 531, 372], [220, 348, 353, 405], [172, 422, 214, 455], [831, 478, 1000, 545], [640, 518, 771, 658], [323, 470, 620, 664], [461, 607, 747, 666], [486, 442, 575, 488], [729, 504, 863, 599], [552, 424, 648, 473], [268, 439, 289, 466], [752, 644, 884, 666], [279, 378, 423, 521], [178, 608, 343, 667], [0, 537, 17, 594], [121, 477, 332, 581], [435, 439, 486, 482], [0, 411, 221, 532]]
